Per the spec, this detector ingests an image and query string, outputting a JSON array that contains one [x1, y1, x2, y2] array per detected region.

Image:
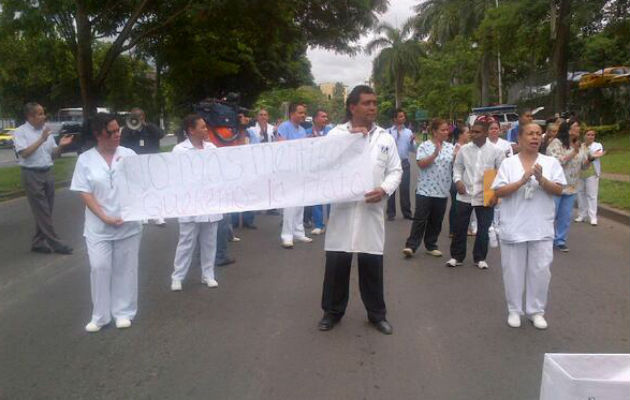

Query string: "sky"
[[306, 0, 418, 88]]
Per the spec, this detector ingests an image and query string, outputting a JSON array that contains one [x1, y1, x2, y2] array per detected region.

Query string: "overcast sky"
[[307, 0, 417, 88]]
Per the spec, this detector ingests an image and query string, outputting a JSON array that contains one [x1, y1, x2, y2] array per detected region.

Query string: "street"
[[0, 184, 628, 400]]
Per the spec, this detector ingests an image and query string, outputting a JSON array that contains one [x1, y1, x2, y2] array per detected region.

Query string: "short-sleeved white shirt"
[[172, 139, 223, 223], [492, 154, 566, 243], [487, 137, 513, 158], [13, 122, 58, 168], [70, 146, 142, 241], [415, 140, 454, 198]]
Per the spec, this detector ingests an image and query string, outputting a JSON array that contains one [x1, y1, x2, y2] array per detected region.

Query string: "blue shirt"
[[507, 121, 519, 143], [277, 121, 307, 140], [305, 124, 332, 137], [388, 125, 414, 160], [415, 140, 455, 198]]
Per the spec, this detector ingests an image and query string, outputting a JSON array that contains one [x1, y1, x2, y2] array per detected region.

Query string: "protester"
[[448, 125, 470, 237], [546, 118, 589, 252], [575, 129, 605, 226], [402, 118, 454, 258], [487, 117, 513, 158], [121, 107, 166, 226], [13, 102, 74, 254], [539, 122, 558, 155], [277, 102, 313, 248], [386, 109, 414, 221], [247, 108, 280, 216], [247, 108, 275, 144], [70, 113, 143, 332], [232, 111, 256, 230], [492, 122, 565, 329], [170, 115, 223, 291], [506, 109, 533, 151], [306, 109, 332, 235], [446, 116, 505, 269], [318, 85, 402, 335]]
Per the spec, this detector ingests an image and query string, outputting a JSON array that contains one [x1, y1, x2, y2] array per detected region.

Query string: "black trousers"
[[321, 251, 386, 322], [405, 195, 447, 252], [387, 159, 411, 218], [450, 201, 494, 263]]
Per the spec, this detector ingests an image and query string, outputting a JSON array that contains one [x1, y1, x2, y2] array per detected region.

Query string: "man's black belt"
[[21, 166, 51, 172]]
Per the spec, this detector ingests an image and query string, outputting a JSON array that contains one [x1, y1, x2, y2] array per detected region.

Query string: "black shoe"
[[53, 245, 73, 255], [318, 314, 340, 331], [243, 224, 258, 230], [266, 209, 280, 216], [387, 216, 395, 221], [31, 245, 52, 254], [403, 215, 413, 220], [371, 320, 393, 335], [556, 244, 569, 253], [216, 257, 236, 267]]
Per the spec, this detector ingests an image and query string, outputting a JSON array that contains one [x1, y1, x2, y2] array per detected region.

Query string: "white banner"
[[117, 134, 374, 221]]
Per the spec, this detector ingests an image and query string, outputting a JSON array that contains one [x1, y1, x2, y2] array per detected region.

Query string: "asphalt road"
[[0, 182, 628, 399]]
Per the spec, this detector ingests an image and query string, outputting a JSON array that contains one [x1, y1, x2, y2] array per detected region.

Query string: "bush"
[[583, 123, 623, 137]]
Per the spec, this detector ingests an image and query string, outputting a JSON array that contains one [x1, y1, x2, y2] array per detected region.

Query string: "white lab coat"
[[324, 123, 402, 255], [247, 122, 276, 144]]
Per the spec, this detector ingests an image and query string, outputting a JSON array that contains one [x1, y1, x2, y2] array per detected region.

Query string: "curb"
[[597, 203, 630, 226]]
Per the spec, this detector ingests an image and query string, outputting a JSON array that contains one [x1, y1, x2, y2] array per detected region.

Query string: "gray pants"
[[21, 168, 65, 250]]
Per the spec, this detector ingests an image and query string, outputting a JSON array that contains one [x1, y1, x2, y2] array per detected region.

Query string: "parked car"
[[579, 66, 630, 89], [467, 105, 519, 133], [0, 128, 15, 148], [567, 71, 590, 83]]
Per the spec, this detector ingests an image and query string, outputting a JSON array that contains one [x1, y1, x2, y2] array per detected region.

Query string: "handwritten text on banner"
[[117, 134, 374, 221]]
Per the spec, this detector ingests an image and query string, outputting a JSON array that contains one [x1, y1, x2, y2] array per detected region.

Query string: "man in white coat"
[[318, 85, 402, 335], [170, 114, 223, 291]]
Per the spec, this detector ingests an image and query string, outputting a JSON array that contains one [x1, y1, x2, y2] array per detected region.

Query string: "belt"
[[21, 166, 51, 172]]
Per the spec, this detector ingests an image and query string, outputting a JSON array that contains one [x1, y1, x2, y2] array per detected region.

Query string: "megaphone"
[[126, 114, 143, 131]]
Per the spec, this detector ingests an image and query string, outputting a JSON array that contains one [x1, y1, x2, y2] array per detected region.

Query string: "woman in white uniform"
[[492, 123, 565, 330], [575, 129, 605, 225], [70, 113, 143, 332], [170, 114, 223, 291]]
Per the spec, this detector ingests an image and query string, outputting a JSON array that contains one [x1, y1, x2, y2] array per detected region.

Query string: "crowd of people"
[[11, 89, 606, 335]]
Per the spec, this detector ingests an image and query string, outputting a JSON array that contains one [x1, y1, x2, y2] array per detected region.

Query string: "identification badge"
[[139, 139, 145, 147]]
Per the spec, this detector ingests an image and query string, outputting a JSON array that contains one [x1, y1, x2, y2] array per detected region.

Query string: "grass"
[[598, 179, 630, 211], [600, 132, 629, 176], [0, 155, 77, 197]]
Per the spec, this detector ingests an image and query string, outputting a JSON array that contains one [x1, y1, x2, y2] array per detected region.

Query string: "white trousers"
[[172, 221, 218, 282], [500, 239, 553, 315], [86, 233, 142, 326], [576, 176, 599, 222], [281, 206, 306, 242]]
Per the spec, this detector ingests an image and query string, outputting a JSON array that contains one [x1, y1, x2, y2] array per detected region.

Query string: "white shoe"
[[425, 249, 442, 257], [295, 236, 313, 243], [574, 216, 585, 222], [530, 314, 548, 330], [202, 277, 219, 288], [311, 228, 325, 235], [281, 240, 294, 249], [590, 219, 598, 226], [476, 260, 489, 269], [229, 236, 241, 242], [115, 318, 132, 329], [85, 322, 102, 333], [171, 279, 182, 291], [402, 248, 413, 258], [507, 312, 521, 328], [445, 258, 462, 268]]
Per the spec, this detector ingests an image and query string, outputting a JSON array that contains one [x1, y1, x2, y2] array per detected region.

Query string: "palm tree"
[[365, 18, 424, 109], [414, 0, 494, 104]]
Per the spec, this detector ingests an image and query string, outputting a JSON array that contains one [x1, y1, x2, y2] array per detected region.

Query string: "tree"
[[551, 0, 572, 112], [366, 18, 424, 108]]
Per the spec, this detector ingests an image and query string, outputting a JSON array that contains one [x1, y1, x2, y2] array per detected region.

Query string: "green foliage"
[[584, 124, 623, 137], [253, 86, 329, 121]]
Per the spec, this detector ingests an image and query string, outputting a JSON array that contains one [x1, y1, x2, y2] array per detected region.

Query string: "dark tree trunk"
[[75, 1, 98, 119], [552, 0, 571, 113], [480, 49, 491, 106]]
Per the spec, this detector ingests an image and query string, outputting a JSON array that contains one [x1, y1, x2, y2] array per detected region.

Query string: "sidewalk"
[[601, 172, 629, 183]]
